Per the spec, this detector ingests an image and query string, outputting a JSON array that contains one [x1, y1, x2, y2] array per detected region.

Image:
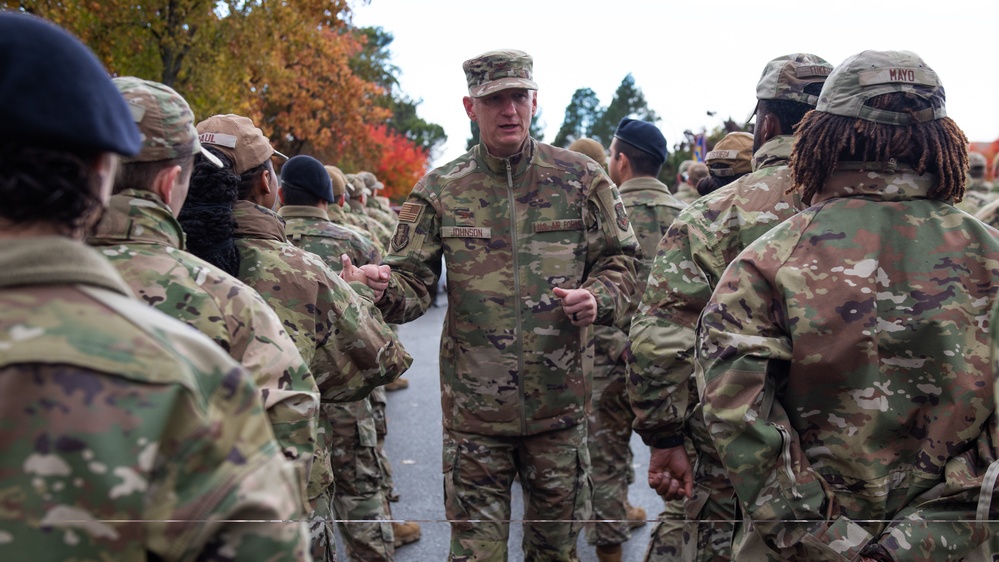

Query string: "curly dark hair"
[[179, 146, 241, 276], [0, 143, 103, 233], [790, 91, 968, 204]]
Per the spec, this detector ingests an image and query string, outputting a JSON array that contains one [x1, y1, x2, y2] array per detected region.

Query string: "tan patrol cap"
[[324, 165, 347, 198], [196, 114, 288, 174], [463, 49, 538, 98], [705, 132, 754, 177], [567, 138, 607, 167]]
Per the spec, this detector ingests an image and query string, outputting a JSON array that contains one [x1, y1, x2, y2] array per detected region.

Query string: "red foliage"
[[364, 123, 429, 202]]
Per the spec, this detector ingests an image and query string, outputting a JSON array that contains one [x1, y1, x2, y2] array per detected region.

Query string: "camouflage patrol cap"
[[969, 152, 987, 169], [324, 165, 347, 198], [749, 53, 833, 120], [196, 114, 289, 174], [463, 49, 538, 98], [567, 138, 608, 167], [345, 173, 369, 197], [358, 171, 384, 191], [817, 50, 946, 125], [705, 132, 754, 177], [113, 77, 223, 168]]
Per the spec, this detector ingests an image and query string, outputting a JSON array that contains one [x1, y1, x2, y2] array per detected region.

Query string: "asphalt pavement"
[[372, 302, 664, 562]]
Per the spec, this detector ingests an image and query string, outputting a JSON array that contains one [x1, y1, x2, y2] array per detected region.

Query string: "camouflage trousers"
[[309, 488, 338, 562], [308, 426, 338, 562], [327, 397, 395, 561], [584, 363, 638, 547], [369, 385, 396, 500], [642, 497, 683, 561], [443, 424, 592, 562], [646, 410, 736, 562]]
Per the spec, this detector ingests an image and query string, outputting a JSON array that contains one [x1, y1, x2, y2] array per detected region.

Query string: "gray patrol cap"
[[816, 50, 946, 125], [749, 53, 832, 122]]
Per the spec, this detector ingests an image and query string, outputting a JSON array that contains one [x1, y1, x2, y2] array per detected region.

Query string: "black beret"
[[281, 155, 334, 203], [0, 13, 140, 156], [613, 118, 668, 163]]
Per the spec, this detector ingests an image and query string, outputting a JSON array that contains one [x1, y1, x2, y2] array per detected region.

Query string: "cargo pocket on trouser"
[[443, 438, 473, 535]]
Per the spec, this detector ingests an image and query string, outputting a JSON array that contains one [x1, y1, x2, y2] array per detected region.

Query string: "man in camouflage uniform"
[[673, 159, 700, 204], [571, 124, 686, 562], [0, 13, 309, 560], [192, 114, 414, 562], [277, 154, 421, 560], [346, 173, 395, 250], [351, 49, 640, 562], [958, 152, 997, 214], [88, 77, 320, 495], [697, 50, 999, 561], [360, 170, 399, 235], [628, 53, 832, 562]]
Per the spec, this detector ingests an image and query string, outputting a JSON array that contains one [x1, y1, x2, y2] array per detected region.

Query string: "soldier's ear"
[[154, 164, 183, 208], [463, 96, 476, 121]]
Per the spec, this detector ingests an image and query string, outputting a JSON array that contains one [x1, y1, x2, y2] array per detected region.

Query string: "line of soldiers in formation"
[[4, 10, 999, 562]]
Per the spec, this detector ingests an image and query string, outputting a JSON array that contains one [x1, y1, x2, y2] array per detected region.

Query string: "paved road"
[[373, 302, 664, 562]]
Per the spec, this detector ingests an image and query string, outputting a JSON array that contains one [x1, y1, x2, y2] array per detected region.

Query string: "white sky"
[[352, 0, 999, 169]]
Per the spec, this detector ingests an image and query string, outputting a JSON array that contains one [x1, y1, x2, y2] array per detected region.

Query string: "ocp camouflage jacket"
[[378, 138, 640, 436]]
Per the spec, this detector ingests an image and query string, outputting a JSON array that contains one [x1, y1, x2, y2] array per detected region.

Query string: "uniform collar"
[[618, 176, 670, 195], [233, 200, 287, 242], [89, 189, 185, 250], [751, 135, 794, 171], [278, 205, 330, 221], [0, 236, 132, 294], [810, 161, 937, 205], [475, 138, 536, 179]]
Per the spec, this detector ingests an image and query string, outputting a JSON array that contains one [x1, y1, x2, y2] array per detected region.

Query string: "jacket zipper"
[[504, 158, 527, 434], [774, 424, 802, 499]]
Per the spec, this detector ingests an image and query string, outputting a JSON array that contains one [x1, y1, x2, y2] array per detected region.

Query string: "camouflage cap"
[[196, 114, 288, 174], [817, 50, 946, 125], [705, 132, 754, 177], [463, 49, 538, 98], [324, 165, 347, 198], [969, 151, 987, 168], [749, 53, 833, 121], [345, 173, 368, 197], [567, 138, 608, 167], [113, 77, 223, 168], [358, 171, 384, 191]]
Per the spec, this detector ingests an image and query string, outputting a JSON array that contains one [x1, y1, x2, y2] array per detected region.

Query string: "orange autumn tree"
[[364, 123, 429, 202], [9, 0, 390, 164]]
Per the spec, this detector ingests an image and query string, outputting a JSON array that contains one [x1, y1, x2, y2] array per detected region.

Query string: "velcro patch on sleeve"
[[397, 202, 425, 224]]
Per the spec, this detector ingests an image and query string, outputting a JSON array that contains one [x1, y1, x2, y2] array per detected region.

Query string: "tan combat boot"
[[384, 377, 409, 391], [392, 521, 421, 548], [596, 544, 623, 562], [625, 502, 647, 529]]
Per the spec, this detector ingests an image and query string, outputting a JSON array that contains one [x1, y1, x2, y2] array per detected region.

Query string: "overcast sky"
[[352, 0, 999, 169]]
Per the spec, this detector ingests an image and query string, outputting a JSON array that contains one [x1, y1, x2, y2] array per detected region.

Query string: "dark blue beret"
[[281, 155, 334, 203], [613, 118, 668, 163], [0, 13, 141, 156]]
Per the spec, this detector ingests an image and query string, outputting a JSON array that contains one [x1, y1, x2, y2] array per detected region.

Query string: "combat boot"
[[392, 521, 421, 548], [626, 502, 647, 529], [384, 377, 409, 391], [596, 544, 622, 562]]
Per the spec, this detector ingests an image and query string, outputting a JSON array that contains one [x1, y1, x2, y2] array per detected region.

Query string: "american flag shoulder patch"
[[397, 202, 425, 224]]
